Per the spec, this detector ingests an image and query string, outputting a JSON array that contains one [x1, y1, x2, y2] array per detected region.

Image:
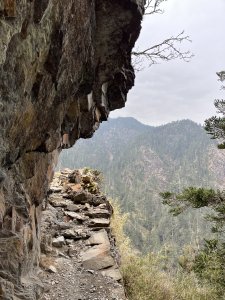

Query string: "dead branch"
[[132, 31, 194, 68], [144, 0, 167, 15]]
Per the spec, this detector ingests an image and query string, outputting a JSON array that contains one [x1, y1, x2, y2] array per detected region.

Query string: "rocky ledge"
[[39, 169, 126, 300]]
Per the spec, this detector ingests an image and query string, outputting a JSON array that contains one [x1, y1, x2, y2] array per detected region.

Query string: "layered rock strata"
[[0, 0, 144, 298], [40, 169, 126, 300]]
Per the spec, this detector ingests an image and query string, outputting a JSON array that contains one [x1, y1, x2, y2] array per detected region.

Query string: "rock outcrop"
[[40, 169, 126, 300], [0, 1, 144, 298]]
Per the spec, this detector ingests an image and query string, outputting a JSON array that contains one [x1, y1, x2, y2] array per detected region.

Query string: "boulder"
[[101, 268, 122, 281], [81, 245, 115, 270], [86, 229, 110, 246], [70, 192, 89, 204], [68, 171, 82, 184], [52, 236, 65, 248]]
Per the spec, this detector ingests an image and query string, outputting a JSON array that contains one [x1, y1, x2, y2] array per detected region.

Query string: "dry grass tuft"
[[111, 200, 218, 300]]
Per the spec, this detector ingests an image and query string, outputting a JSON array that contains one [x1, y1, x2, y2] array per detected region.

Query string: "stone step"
[[85, 208, 111, 219], [87, 218, 110, 228]]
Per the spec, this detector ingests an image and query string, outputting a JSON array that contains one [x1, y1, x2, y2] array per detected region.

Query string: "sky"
[[111, 0, 225, 126]]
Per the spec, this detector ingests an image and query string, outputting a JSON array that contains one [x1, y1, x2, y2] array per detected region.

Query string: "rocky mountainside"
[[39, 169, 125, 300], [0, 1, 144, 298], [59, 118, 225, 253]]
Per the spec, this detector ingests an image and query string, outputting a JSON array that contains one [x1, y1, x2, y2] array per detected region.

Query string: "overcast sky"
[[111, 0, 225, 126]]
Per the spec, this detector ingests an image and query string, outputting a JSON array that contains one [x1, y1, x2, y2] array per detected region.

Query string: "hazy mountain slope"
[[58, 118, 225, 254]]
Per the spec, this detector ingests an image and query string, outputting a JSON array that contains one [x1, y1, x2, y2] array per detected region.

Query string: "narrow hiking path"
[[39, 169, 126, 300]]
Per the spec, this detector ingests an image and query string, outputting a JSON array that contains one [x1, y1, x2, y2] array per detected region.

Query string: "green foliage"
[[160, 187, 216, 215], [161, 187, 225, 234], [205, 100, 225, 149]]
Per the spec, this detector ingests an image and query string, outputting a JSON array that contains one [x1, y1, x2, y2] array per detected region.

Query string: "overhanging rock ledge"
[[0, 0, 145, 298]]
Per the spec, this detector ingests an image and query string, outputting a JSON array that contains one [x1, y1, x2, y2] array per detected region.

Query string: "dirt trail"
[[39, 169, 126, 300]]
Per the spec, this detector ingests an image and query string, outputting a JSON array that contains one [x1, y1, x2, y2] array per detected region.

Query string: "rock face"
[[40, 169, 126, 300], [0, 1, 144, 298]]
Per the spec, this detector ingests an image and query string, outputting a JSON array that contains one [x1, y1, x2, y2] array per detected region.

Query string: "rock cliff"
[[0, 1, 144, 298]]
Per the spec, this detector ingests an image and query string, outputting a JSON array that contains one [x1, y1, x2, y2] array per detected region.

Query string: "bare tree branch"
[[144, 0, 167, 15], [132, 31, 194, 68], [133, 1, 194, 70]]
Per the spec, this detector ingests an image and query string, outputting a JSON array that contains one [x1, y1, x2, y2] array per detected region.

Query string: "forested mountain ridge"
[[58, 118, 225, 254]]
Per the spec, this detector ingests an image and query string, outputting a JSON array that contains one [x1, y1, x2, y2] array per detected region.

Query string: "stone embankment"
[[39, 169, 126, 300]]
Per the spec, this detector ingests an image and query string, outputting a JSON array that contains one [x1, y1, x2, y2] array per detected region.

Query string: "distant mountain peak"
[[109, 117, 201, 129]]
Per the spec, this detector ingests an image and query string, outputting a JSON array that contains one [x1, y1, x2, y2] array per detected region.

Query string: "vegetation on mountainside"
[[161, 187, 225, 298], [111, 201, 218, 300], [160, 87, 225, 297], [58, 118, 225, 255]]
